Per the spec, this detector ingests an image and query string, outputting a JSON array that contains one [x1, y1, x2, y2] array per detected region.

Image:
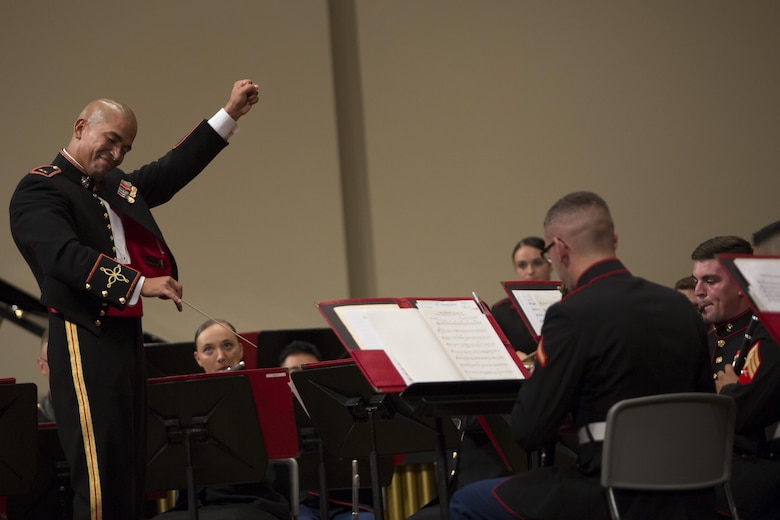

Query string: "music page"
[[333, 305, 465, 383], [734, 258, 780, 312], [510, 288, 562, 336], [416, 299, 525, 381]]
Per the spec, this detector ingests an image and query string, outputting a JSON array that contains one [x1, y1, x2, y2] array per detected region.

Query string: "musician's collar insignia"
[[118, 180, 136, 204], [29, 165, 61, 177]]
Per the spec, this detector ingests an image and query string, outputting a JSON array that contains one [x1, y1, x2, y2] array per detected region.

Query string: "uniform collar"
[[565, 258, 630, 298], [56, 150, 94, 191], [711, 309, 753, 338]]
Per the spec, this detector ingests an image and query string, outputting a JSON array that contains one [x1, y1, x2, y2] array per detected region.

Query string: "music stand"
[[399, 380, 522, 520], [0, 382, 38, 496], [291, 363, 461, 520], [144, 341, 201, 377], [294, 425, 395, 520], [146, 375, 268, 520]]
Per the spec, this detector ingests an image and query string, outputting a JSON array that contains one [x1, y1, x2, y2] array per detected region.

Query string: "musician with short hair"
[[449, 191, 713, 519], [753, 219, 780, 256], [9, 80, 260, 519], [673, 275, 698, 309], [691, 235, 755, 377], [702, 229, 780, 519], [279, 340, 322, 373]]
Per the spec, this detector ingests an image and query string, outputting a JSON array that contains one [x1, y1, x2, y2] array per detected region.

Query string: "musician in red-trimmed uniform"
[[9, 79, 259, 520], [691, 236, 755, 379], [449, 191, 713, 520], [695, 232, 780, 519]]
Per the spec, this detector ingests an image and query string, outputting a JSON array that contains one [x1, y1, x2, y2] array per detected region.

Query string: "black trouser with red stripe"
[[48, 314, 146, 520]]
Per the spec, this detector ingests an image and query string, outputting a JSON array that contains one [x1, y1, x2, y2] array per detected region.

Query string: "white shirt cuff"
[[208, 108, 238, 140], [130, 276, 145, 306]]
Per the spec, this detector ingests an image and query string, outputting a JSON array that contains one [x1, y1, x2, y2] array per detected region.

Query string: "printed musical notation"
[[734, 257, 780, 312], [331, 298, 525, 385]]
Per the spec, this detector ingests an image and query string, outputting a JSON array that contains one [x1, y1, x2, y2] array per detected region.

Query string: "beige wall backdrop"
[[2, 1, 778, 392]]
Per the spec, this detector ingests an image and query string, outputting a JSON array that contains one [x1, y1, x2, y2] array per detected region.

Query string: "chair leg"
[[606, 487, 621, 520], [722, 482, 739, 520]]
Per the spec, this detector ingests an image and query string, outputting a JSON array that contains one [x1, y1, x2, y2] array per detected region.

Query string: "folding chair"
[[600, 393, 739, 520]]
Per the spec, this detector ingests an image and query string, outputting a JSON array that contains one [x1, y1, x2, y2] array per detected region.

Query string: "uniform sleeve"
[[10, 174, 140, 311], [510, 303, 585, 449], [85, 254, 142, 308], [719, 337, 780, 433], [127, 120, 228, 208]]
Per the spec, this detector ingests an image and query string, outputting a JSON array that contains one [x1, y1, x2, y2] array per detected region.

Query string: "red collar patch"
[[29, 165, 61, 177]]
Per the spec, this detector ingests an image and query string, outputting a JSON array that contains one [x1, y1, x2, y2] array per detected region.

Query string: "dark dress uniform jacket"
[[10, 120, 227, 333], [718, 321, 780, 518], [9, 120, 228, 520], [707, 310, 753, 380], [493, 258, 713, 519]]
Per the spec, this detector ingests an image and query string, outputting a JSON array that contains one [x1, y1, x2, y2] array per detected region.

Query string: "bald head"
[[66, 98, 138, 180], [79, 98, 137, 129]]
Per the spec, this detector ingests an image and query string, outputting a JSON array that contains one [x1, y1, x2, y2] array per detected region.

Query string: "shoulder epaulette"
[[29, 165, 61, 177]]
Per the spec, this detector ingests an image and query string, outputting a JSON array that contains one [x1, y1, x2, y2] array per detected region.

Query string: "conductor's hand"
[[224, 79, 260, 121], [141, 276, 183, 312], [715, 364, 739, 393]]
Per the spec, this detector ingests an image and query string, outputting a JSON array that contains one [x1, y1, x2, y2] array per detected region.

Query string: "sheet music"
[[510, 289, 562, 336], [334, 306, 464, 383], [734, 258, 780, 312], [333, 304, 400, 350], [416, 299, 525, 380]]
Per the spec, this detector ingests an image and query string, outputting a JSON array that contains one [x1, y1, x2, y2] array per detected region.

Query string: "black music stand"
[[0, 382, 38, 496], [4, 423, 73, 519], [290, 387, 395, 519], [399, 380, 522, 520], [146, 375, 268, 520], [291, 363, 461, 520], [144, 341, 201, 378]]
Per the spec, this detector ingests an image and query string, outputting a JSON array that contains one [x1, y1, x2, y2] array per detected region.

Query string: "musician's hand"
[[715, 364, 739, 393], [224, 79, 260, 121], [517, 351, 535, 375], [141, 276, 183, 312]]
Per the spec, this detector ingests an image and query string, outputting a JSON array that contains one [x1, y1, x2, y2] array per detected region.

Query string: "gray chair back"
[[600, 392, 739, 520]]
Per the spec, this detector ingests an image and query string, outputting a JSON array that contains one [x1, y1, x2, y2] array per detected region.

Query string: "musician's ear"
[[556, 239, 569, 266]]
